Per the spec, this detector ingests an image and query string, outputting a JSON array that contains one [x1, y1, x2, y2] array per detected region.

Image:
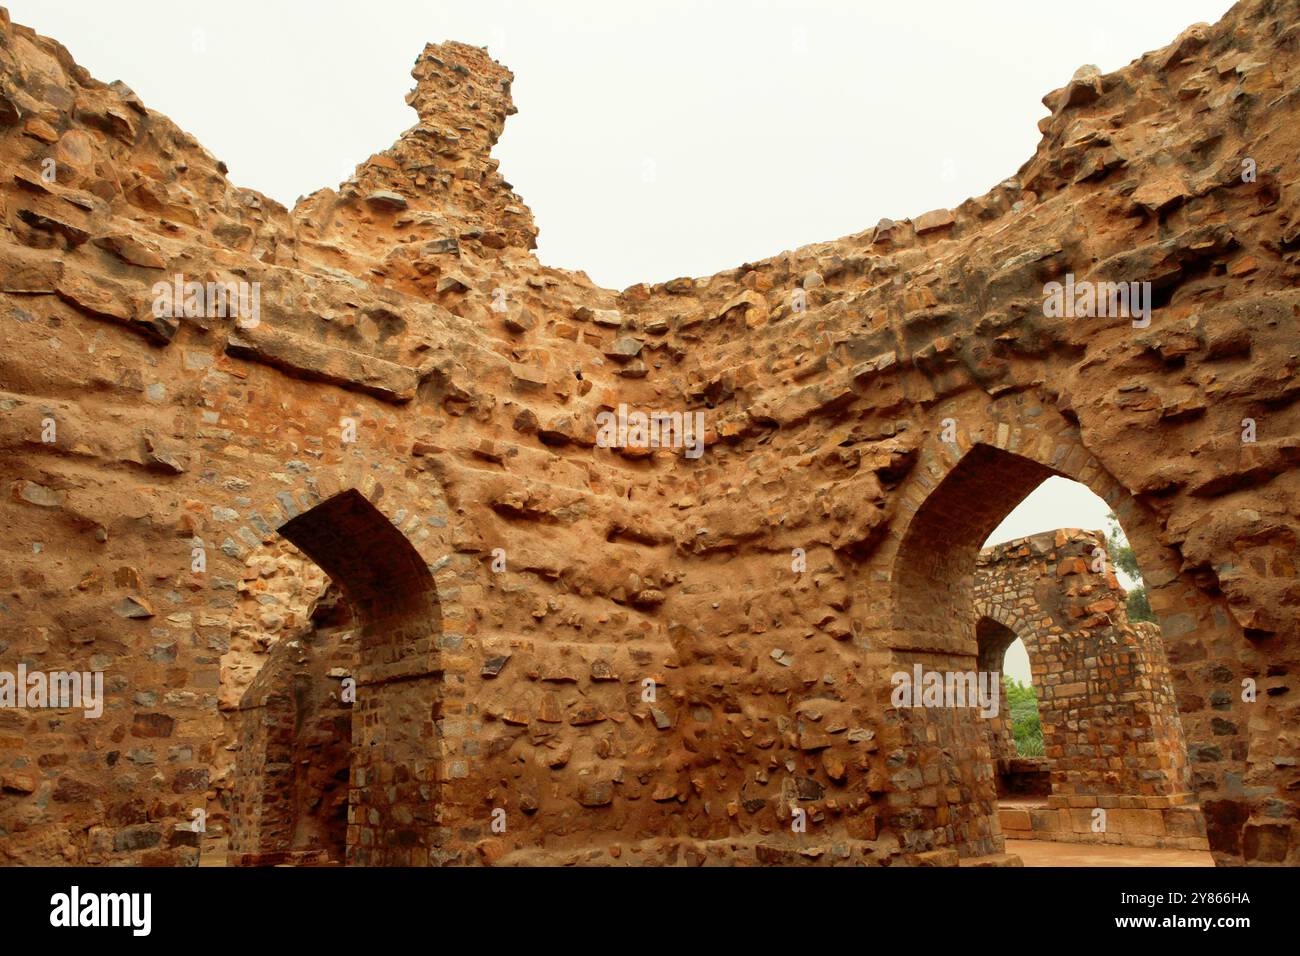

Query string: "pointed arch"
[[881, 418, 1241, 860], [246, 488, 445, 866]]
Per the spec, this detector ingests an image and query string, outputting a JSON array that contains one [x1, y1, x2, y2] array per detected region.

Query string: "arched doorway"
[[883, 432, 1245, 864], [974, 617, 1042, 792], [229, 489, 445, 866]]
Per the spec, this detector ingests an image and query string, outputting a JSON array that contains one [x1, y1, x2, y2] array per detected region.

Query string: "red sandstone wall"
[[974, 529, 1192, 804], [0, 1, 1297, 867], [227, 587, 353, 866]]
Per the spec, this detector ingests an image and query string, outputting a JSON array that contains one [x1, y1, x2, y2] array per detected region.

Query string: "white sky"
[[1002, 640, 1033, 685], [985, 475, 1114, 548], [14, 0, 1199, 680], [13, 0, 1233, 290]]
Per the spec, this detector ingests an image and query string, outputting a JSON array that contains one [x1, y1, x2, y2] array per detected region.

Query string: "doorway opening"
[[890, 442, 1209, 862], [227, 489, 444, 866]]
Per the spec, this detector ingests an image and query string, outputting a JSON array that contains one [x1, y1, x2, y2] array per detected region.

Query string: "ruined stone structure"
[[225, 526, 1212, 863], [0, 0, 1297, 867], [974, 529, 1208, 850], [226, 585, 353, 866]]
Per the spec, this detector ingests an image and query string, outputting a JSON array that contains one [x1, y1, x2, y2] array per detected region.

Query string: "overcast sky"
[[15, 0, 1233, 290], [14, 0, 1202, 680]]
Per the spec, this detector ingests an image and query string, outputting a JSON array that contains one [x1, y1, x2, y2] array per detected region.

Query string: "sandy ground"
[[1005, 839, 1215, 867]]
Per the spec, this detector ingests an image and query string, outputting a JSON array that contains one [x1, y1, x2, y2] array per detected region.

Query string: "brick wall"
[[1, 0, 1296, 867], [975, 529, 1206, 850]]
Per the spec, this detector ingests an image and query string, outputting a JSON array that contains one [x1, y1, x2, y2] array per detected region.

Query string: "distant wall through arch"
[[233, 489, 446, 867]]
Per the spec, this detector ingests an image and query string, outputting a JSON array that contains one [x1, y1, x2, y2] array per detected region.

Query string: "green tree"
[[1126, 586, 1155, 623], [1104, 513, 1156, 623], [1104, 512, 1141, 579], [1004, 676, 1044, 757]]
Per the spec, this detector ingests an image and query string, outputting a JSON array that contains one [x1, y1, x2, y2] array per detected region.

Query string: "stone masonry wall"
[[974, 528, 1190, 801], [226, 585, 353, 866], [975, 528, 1208, 850], [0, 0, 1297, 867]]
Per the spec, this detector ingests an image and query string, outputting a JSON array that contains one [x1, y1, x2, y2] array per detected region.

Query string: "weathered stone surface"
[[225, 326, 420, 402], [92, 232, 167, 269], [0, 1, 1297, 870], [977, 529, 1207, 851]]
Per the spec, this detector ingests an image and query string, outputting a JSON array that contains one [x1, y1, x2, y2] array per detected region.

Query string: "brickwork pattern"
[[974, 529, 1208, 850], [227, 586, 353, 865], [0, 2, 1296, 867], [974, 528, 1190, 801]]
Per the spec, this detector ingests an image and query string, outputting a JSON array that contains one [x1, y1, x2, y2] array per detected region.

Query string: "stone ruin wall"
[[974, 528, 1208, 850], [226, 586, 353, 866], [225, 526, 1207, 863], [0, 0, 1297, 867], [975, 527, 1190, 800]]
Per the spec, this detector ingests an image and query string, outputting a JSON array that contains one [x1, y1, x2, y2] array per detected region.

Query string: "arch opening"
[[228, 489, 444, 867], [893, 443, 1056, 652], [887, 442, 1212, 861], [977, 623, 1049, 799], [975, 619, 1044, 785]]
